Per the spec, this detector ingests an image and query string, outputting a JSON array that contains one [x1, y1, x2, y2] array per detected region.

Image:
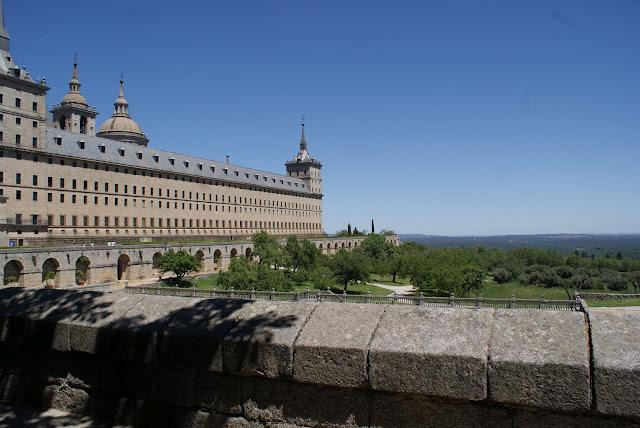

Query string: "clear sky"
[[6, 0, 639, 235]]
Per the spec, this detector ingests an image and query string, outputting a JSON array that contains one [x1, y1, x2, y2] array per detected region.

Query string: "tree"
[[218, 257, 257, 290], [371, 219, 375, 234], [360, 233, 395, 274], [310, 266, 334, 289], [253, 231, 287, 268], [347, 223, 352, 235], [602, 271, 629, 292], [490, 267, 512, 284], [627, 271, 640, 293], [157, 250, 200, 283], [331, 250, 370, 291], [285, 236, 320, 272]]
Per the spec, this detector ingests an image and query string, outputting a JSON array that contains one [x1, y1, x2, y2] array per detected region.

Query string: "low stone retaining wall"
[[1, 288, 639, 427], [579, 292, 640, 301]]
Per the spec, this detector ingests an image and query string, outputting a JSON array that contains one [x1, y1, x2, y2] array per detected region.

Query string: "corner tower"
[[97, 78, 149, 146], [285, 120, 322, 194], [51, 61, 98, 135]]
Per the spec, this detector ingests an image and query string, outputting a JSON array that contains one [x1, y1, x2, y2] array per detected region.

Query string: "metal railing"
[[125, 285, 581, 311]]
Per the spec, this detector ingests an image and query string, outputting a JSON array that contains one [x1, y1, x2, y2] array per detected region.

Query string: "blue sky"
[[6, 0, 639, 235]]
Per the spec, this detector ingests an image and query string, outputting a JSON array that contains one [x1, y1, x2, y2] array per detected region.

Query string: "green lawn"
[[369, 273, 412, 285], [587, 299, 640, 308]]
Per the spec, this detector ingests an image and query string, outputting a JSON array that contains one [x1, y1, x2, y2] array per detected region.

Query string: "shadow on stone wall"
[[0, 288, 298, 426]]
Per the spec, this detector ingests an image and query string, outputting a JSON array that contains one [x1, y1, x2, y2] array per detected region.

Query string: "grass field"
[[369, 274, 412, 285], [587, 299, 640, 308]]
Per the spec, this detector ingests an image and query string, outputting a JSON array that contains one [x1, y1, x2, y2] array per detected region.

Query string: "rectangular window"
[[59, 215, 66, 226], [15, 98, 20, 108], [83, 216, 88, 227], [32, 102, 38, 112], [32, 191, 37, 201], [15, 134, 20, 144], [59, 178, 65, 188], [47, 193, 52, 202], [60, 194, 65, 203], [15, 117, 21, 125], [72, 216, 78, 227], [94, 216, 99, 227], [32, 137, 37, 148], [15, 173, 21, 184], [72, 179, 77, 189]]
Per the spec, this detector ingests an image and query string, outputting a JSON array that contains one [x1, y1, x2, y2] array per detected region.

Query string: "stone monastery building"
[[0, 2, 323, 246]]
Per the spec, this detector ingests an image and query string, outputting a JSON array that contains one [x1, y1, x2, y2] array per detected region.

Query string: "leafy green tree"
[[602, 271, 629, 291], [218, 257, 257, 290], [310, 266, 335, 289], [627, 271, 640, 293], [253, 231, 287, 268], [360, 233, 395, 274], [157, 250, 200, 283], [256, 264, 289, 291], [490, 267, 512, 284], [285, 236, 321, 272], [331, 249, 370, 291]]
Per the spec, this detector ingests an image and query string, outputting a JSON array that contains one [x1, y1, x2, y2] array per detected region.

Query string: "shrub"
[[44, 271, 57, 281], [4, 275, 18, 284], [491, 267, 512, 284], [555, 265, 574, 279], [602, 271, 629, 291]]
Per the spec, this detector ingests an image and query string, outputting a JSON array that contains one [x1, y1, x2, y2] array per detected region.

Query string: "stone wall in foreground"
[[0, 288, 639, 427]]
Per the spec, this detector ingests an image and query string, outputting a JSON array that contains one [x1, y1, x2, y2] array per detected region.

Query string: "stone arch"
[[75, 256, 91, 286], [117, 254, 131, 281], [319, 243, 323, 250], [3, 260, 24, 286], [348, 241, 352, 248], [195, 250, 205, 270], [245, 247, 253, 261], [230, 248, 238, 258], [334, 243, 339, 250], [214, 249, 222, 270], [341, 242, 346, 249], [152, 252, 162, 269], [42, 258, 61, 287]]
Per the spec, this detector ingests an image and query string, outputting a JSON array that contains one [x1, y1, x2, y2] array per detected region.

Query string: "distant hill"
[[399, 234, 640, 258]]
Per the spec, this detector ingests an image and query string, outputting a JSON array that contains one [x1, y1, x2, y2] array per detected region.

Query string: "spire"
[[300, 118, 308, 151], [114, 77, 129, 116], [58, 59, 88, 107], [0, 0, 10, 52]]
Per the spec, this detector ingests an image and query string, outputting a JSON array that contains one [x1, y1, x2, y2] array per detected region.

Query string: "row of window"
[[53, 136, 309, 190], [15, 213, 320, 230], [0, 93, 38, 112], [1, 150, 320, 201], [4, 172, 319, 211], [9, 189, 318, 218], [0, 132, 38, 147], [0, 113, 38, 127]]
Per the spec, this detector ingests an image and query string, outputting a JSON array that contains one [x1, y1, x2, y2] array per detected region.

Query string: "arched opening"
[[213, 249, 222, 270], [341, 242, 346, 249], [245, 248, 253, 261], [58, 115, 66, 130], [75, 256, 91, 286], [195, 250, 205, 270], [80, 116, 87, 134], [3, 260, 24, 286], [42, 258, 60, 287], [334, 243, 339, 250], [152, 252, 162, 269], [117, 254, 130, 281], [230, 248, 238, 258], [348, 242, 352, 248]]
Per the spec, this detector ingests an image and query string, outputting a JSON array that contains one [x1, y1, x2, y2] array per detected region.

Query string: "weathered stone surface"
[[109, 294, 198, 363], [489, 309, 590, 411], [590, 311, 640, 418], [243, 377, 369, 427], [152, 367, 195, 407], [293, 303, 386, 388], [369, 306, 493, 400], [223, 300, 317, 378], [370, 393, 511, 428], [158, 298, 247, 371], [168, 408, 228, 428], [36, 350, 100, 390], [226, 417, 265, 428], [195, 372, 244, 415], [66, 291, 145, 355], [513, 409, 640, 428], [43, 384, 92, 415]]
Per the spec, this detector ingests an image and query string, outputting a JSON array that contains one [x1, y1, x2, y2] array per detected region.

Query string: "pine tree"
[[347, 223, 352, 235], [371, 219, 375, 234]]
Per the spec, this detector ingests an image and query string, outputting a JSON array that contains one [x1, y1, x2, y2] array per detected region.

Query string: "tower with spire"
[[97, 78, 149, 146], [51, 60, 98, 135], [285, 120, 323, 194]]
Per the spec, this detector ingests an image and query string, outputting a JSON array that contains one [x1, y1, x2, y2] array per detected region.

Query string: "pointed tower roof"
[[97, 77, 149, 146], [287, 119, 321, 166], [0, 0, 10, 52], [60, 62, 88, 106]]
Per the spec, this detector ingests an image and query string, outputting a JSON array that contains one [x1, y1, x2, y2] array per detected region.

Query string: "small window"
[[32, 137, 37, 148], [98, 144, 105, 153], [210, 166, 215, 172], [32, 121, 37, 128], [153, 155, 159, 162], [198, 163, 203, 170], [15, 117, 21, 125], [15, 134, 21, 144], [77, 140, 85, 149], [118, 148, 125, 156], [184, 161, 189, 167], [15, 98, 21, 108], [136, 151, 142, 159], [32, 102, 38, 112], [223, 168, 228, 174], [169, 157, 175, 165], [234, 170, 239, 176]]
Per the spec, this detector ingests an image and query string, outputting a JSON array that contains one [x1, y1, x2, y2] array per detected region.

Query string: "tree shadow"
[[0, 287, 299, 426]]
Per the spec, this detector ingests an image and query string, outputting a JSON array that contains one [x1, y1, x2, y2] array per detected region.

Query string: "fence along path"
[[125, 285, 582, 311]]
